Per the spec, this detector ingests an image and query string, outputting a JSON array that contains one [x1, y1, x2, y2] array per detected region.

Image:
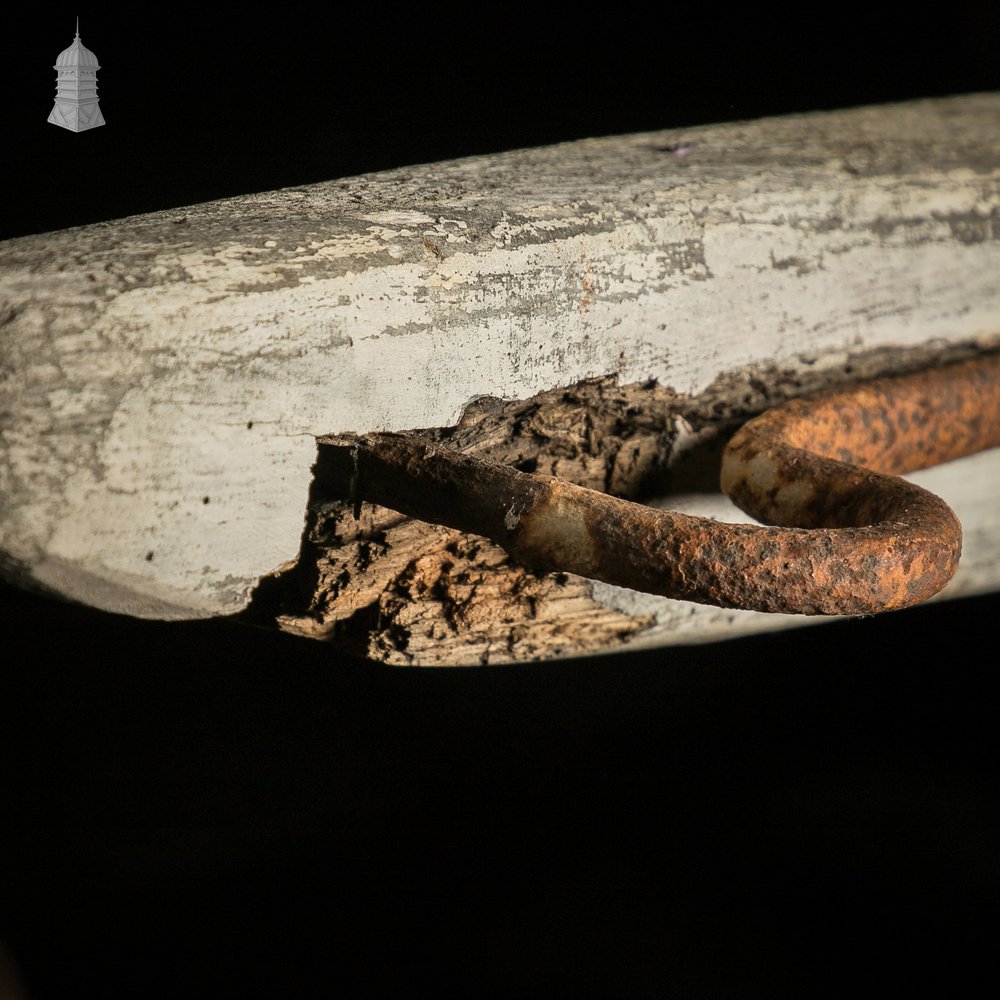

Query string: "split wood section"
[[317, 355, 999, 616], [252, 343, 999, 665]]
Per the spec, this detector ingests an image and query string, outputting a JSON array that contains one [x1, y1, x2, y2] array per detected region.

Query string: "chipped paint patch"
[[2, 97, 999, 622]]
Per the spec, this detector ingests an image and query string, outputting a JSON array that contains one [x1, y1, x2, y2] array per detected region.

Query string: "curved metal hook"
[[317, 353, 1000, 616]]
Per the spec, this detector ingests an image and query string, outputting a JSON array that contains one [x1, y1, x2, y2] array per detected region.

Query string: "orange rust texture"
[[314, 353, 1000, 622], [246, 342, 998, 665], [716, 354, 1000, 612], [752, 354, 1000, 475]]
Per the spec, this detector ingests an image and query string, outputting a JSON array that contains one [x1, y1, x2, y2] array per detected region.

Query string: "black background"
[[2, 8, 1000, 997]]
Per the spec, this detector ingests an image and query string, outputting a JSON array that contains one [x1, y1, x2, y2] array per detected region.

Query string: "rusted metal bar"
[[316, 353, 1000, 616]]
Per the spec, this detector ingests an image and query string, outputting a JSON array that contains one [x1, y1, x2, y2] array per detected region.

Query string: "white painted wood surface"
[[1, 94, 998, 626]]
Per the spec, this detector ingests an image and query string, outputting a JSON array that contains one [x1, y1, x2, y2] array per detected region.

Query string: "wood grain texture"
[[1, 94, 998, 632], [256, 346, 1000, 665]]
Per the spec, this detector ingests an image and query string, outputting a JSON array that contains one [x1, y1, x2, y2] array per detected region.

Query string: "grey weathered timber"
[[1, 95, 999, 650]]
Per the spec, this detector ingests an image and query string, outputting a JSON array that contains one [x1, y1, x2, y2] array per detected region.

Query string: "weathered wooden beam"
[[1, 94, 999, 663]]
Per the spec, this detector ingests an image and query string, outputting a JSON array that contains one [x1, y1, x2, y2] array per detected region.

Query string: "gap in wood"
[[241, 337, 995, 666]]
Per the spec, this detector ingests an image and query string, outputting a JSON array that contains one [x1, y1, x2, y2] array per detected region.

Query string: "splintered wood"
[[251, 340, 996, 666], [263, 377, 672, 665]]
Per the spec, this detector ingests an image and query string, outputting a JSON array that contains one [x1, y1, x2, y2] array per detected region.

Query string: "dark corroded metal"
[[316, 353, 1000, 616]]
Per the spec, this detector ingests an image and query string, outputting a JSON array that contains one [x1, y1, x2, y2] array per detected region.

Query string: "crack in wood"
[[243, 338, 994, 666]]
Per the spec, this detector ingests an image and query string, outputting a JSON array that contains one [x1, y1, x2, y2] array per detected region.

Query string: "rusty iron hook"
[[316, 353, 1000, 616]]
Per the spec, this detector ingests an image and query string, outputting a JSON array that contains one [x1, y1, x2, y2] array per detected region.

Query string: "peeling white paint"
[[2, 95, 999, 623]]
